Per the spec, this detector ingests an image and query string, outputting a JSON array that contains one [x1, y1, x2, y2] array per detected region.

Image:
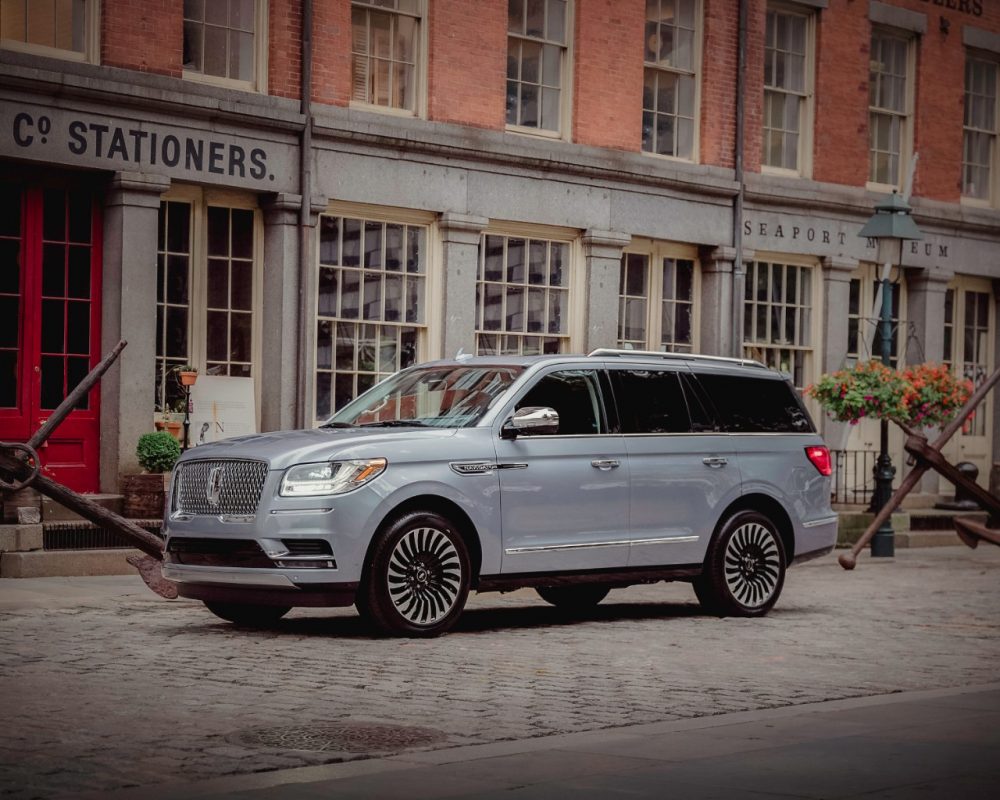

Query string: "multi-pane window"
[[869, 30, 911, 187], [642, 0, 697, 159], [960, 290, 990, 436], [155, 198, 258, 415], [617, 251, 695, 352], [315, 215, 425, 418], [762, 7, 809, 172], [351, 1, 421, 113], [477, 234, 569, 355], [846, 271, 902, 367], [0, 0, 92, 59], [183, 0, 257, 85], [506, 0, 568, 133], [963, 54, 998, 202], [743, 261, 813, 388], [943, 289, 954, 371]]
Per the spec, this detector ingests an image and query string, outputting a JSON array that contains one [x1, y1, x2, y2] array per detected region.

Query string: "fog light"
[[274, 558, 337, 569]]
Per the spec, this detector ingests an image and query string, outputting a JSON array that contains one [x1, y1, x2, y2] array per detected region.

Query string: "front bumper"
[[163, 563, 358, 607]]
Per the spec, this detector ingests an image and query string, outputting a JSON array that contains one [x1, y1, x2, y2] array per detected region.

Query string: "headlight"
[[280, 458, 387, 497]]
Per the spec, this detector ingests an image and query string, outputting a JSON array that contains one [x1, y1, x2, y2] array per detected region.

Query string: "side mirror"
[[501, 406, 559, 439]]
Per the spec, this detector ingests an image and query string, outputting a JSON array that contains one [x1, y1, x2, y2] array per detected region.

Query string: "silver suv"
[[162, 350, 837, 636]]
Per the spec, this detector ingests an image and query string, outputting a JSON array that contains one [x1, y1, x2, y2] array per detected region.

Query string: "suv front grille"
[[175, 459, 269, 517], [166, 537, 273, 568]]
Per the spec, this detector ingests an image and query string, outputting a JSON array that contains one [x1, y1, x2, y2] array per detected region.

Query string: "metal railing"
[[830, 449, 878, 506]]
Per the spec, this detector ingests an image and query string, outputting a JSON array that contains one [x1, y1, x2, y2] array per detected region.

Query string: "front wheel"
[[693, 511, 786, 617], [360, 510, 471, 637], [203, 602, 290, 627]]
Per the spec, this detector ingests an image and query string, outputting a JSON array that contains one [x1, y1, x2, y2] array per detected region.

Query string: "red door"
[[0, 182, 102, 493]]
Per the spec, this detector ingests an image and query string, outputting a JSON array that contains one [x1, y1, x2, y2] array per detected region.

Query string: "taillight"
[[805, 445, 832, 476]]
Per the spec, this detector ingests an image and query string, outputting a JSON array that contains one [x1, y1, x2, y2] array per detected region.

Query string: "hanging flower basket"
[[805, 361, 973, 428]]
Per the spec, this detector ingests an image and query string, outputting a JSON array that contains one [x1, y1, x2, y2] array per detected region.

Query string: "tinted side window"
[[516, 369, 605, 435], [611, 369, 691, 433], [694, 373, 813, 433]]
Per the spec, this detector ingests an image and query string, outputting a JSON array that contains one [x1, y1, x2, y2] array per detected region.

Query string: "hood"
[[175, 426, 459, 470]]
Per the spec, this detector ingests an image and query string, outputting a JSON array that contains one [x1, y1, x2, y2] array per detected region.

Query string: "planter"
[[165, 420, 183, 440], [121, 473, 167, 519], [179, 371, 198, 387]]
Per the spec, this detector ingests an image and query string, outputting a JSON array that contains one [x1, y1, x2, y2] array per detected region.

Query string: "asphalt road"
[[1, 546, 998, 799]]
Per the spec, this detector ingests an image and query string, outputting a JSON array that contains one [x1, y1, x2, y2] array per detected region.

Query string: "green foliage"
[[136, 431, 181, 473]]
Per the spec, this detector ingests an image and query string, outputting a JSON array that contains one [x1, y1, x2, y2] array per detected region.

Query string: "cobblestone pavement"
[[1, 546, 999, 799]]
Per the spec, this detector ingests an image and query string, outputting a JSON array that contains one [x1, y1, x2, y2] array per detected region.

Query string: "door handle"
[[591, 459, 620, 470], [702, 456, 728, 468]]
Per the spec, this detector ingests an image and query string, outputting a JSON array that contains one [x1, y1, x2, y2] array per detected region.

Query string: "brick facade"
[[101, 0, 180, 76]]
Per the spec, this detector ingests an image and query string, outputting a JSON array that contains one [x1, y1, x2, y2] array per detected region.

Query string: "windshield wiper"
[[319, 421, 357, 429], [359, 420, 429, 427]]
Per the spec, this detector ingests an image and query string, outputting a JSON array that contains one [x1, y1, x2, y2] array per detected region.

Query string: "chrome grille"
[[175, 459, 269, 516]]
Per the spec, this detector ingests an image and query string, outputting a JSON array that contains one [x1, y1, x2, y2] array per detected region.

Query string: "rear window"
[[694, 373, 813, 433]]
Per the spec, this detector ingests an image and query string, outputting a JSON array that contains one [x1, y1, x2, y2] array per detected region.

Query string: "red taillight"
[[805, 445, 832, 476]]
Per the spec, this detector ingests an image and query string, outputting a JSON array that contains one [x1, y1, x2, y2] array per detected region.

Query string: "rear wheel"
[[203, 602, 290, 627], [360, 510, 471, 637], [694, 510, 786, 617], [536, 584, 610, 610]]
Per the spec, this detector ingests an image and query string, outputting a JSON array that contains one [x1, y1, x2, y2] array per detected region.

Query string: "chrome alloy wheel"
[[723, 521, 781, 608], [386, 526, 462, 626]]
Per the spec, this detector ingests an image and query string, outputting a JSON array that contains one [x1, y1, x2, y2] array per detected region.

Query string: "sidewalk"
[[92, 683, 1000, 799]]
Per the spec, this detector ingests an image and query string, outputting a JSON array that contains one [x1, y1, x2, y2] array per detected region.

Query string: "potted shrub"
[[122, 431, 182, 518], [176, 364, 199, 387]]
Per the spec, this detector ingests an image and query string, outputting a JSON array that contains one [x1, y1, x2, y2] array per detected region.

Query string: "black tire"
[[203, 602, 291, 626], [536, 584, 610, 610], [693, 510, 786, 617], [360, 510, 471, 637]]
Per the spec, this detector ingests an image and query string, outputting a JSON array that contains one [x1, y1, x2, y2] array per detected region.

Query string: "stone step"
[[907, 509, 988, 531], [0, 548, 141, 578], [40, 493, 124, 522], [894, 530, 964, 548]]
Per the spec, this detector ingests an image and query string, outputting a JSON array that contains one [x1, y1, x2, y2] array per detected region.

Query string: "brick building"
[[1, 0, 999, 502]]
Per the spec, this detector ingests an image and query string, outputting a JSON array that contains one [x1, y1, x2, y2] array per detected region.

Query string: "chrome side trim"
[[802, 516, 839, 529], [269, 508, 334, 515], [162, 564, 300, 588], [450, 461, 496, 475], [505, 535, 699, 555]]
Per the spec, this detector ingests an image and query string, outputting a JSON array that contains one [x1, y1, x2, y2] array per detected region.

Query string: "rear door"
[[610, 366, 741, 568]]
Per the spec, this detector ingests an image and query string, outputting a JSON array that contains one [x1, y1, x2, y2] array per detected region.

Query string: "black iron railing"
[[830, 449, 877, 506]]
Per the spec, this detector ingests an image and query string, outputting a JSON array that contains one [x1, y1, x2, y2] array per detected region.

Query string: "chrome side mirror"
[[501, 406, 559, 439]]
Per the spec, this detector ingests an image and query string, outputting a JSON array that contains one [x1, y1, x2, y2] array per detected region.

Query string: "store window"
[[476, 233, 569, 355], [642, 0, 698, 160], [618, 246, 697, 353], [846, 265, 905, 368], [762, 4, 812, 174], [315, 214, 426, 419], [155, 192, 260, 415], [743, 260, 814, 388], [962, 52, 998, 204], [869, 28, 913, 189], [183, 0, 266, 89], [0, 0, 97, 62], [506, 0, 569, 135], [351, 0, 423, 114]]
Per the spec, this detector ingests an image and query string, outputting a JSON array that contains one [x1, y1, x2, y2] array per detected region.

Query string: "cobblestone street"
[[1, 546, 999, 799]]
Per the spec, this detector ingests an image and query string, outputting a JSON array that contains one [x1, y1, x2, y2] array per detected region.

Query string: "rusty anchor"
[[840, 363, 1000, 569], [0, 340, 177, 598]]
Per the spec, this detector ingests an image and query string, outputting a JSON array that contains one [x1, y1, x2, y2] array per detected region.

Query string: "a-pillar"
[[580, 229, 631, 351], [699, 246, 751, 357], [817, 256, 859, 448], [100, 171, 171, 491], [905, 267, 953, 494], [437, 212, 488, 358]]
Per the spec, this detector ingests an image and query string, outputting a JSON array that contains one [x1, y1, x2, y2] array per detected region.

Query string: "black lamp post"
[[858, 192, 922, 557]]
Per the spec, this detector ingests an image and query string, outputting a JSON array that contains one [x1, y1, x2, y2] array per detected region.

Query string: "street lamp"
[[858, 192, 922, 557]]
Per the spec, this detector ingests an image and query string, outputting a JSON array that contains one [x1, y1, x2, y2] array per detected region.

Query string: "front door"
[[0, 183, 102, 492]]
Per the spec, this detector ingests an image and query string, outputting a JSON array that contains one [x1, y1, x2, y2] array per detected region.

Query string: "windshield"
[[327, 365, 524, 429]]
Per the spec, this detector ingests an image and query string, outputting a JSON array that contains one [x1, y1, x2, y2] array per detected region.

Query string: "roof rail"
[[587, 348, 767, 369]]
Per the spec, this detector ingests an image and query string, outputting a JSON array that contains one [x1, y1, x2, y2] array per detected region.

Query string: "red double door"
[[0, 182, 103, 493]]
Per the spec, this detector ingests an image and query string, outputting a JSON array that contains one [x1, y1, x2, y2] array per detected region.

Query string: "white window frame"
[[761, 2, 815, 177], [311, 201, 436, 424], [962, 50, 999, 208], [156, 185, 264, 425], [846, 263, 908, 368], [505, 0, 573, 140], [349, 0, 427, 118], [946, 277, 994, 438], [476, 222, 578, 356], [0, 0, 99, 63], [618, 240, 700, 353], [182, 0, 268, 93], [867, 26, 915, 192], [641, 0, 701, 163], [742, 254, 819, 390]]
